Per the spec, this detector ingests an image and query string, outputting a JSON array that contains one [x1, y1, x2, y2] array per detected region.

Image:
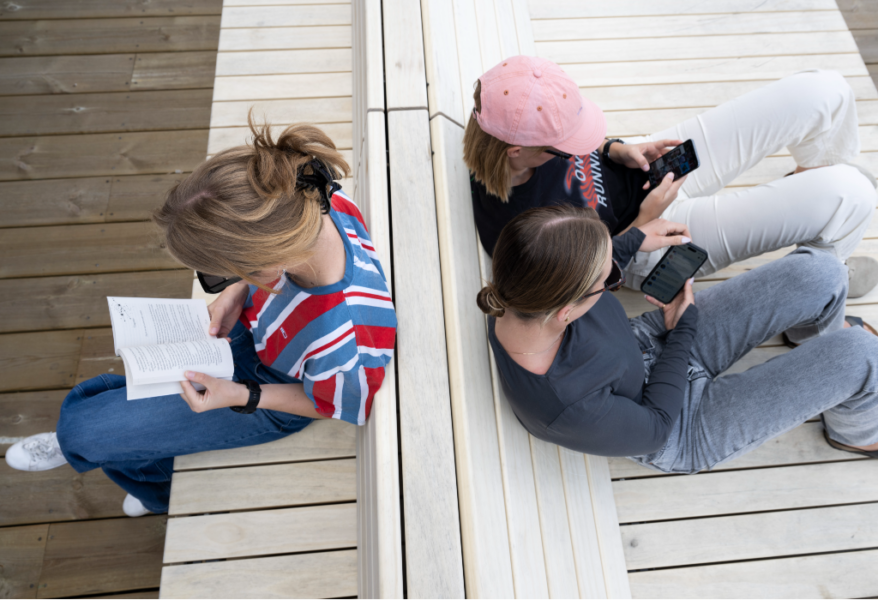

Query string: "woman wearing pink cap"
[[465, 55, 878, 299]]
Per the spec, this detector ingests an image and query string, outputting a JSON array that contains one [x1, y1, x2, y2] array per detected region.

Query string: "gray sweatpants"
[[628, 247, 878, 474]]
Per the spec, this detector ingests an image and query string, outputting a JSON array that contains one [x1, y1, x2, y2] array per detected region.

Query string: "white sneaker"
[[5, 432, 68, 471], [122, 494, 152, 518]]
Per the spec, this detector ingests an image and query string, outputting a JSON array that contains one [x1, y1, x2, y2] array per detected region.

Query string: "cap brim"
[[553, 96, 607, 156]]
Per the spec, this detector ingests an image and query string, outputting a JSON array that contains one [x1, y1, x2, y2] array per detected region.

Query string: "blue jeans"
[[629, 247, 878, 474], [56, 323, 313, 513]]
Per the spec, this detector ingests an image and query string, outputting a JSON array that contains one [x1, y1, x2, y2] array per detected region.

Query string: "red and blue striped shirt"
[[240, 191, 396, 425]]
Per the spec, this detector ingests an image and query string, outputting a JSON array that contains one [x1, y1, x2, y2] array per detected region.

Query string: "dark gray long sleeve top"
[[487, 228, 699, 457]]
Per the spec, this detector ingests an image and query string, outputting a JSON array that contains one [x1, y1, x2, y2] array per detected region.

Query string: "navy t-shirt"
[[471, 150, 650, 255]]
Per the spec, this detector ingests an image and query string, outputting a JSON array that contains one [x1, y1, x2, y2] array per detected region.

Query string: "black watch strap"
[[602, 138, 624, 162], [230, 379, 262, 414]]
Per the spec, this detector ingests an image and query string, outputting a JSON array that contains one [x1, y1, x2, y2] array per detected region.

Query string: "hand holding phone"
[[640, 242, 708, 305], [647, 139, 699, 188], [645, 277, 695, 331]]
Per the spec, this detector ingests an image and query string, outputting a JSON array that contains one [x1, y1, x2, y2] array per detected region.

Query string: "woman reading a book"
[[5, 122, 397, 518]]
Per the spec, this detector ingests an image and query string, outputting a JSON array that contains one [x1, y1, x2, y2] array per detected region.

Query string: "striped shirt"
[[240, 191, 397, 425]]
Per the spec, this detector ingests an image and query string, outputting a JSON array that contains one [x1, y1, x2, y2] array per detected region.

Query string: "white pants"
[[624, 70, 877, 288]]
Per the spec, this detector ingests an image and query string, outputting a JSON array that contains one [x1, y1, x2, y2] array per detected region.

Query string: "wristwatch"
[[230, 379, 262, 414], [602, 138, 625, 163]]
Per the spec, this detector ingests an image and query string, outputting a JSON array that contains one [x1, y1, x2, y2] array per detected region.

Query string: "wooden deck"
[[0, 1, 221, 597]]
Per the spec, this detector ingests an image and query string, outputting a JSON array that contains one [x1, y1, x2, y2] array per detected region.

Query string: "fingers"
[[208, 306, 225, 337], [179, 379, 206, 412], [683, 277, 695, 303], [644, 295, 666, 309]]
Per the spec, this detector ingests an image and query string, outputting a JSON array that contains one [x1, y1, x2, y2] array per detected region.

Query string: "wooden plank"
[[159, 549, 357, 599], [355, 110, 404, 599], [0, 524, 48, 599], [627, 548, 878, 599], [558, 448, 607, 599], [387, 109, 464, 598], [0, 54, 135, 96], [162, 503, 356, 563], [473, 0, 504, 75], [614, 460, 878, 523], [224, 0, 347, 4], [0, 329, 82, 392], [0, 0, 222, 20], [421, 0, 465, 125], [0, 17, 220, 56], [854, 28, 878, 63], [839, 0, 878, 29], [529, 0, 837, 19], [585, 455, 632, 598], [0, 130, 207, 181], [130, 51, 216, 91], [482, 249, 549, 598], [208, 122, 352, 155], [608, 422, 863, 480], [0, 90, 213, 137], [175, 418, 356, 470], [0, 390, 66, 455], [0, 271, 192, 334], [86, 591, 159, 599], [0, 222, 182, 279], [212, 71, 351, 102], [564, 54, 868, 89], [534, 11, 848, 42], [0, 463, 126, 526], [623, 502, 878, 570], [584, 76, 878, 112], [220, 4, 350, 28], [539, 32, 859, 66], [429, 116, 514, 596], [530, 439, 579, 598], [169, 458, 356, 515], [1, 173, 186, 228], [383, 0, 428, 109], [75, 329, 124, 383], [209, 97, 351, 128], [218, 25, 350, 51], [511, 0, 536, 55], [214, 48, 350, 77], [451, 0, 487, 120], [39, 516, 165, 599]]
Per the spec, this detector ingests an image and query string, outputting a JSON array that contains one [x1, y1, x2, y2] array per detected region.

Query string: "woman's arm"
[[179, 373, 328, 419], [548, 305, 698, 457]]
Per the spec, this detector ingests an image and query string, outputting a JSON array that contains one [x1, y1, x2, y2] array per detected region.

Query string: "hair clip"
[[296, 159, 340, 214]]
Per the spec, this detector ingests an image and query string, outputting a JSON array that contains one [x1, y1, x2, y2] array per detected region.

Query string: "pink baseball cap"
[[475, 55, 606, 155]]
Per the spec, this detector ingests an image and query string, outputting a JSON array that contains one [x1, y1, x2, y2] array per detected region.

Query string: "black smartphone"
[[648, 139, 699, 188], [640, 242, 708, 305]]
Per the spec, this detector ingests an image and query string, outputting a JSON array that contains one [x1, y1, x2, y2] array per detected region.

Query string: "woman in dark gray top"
[[479, 205, 878, 472]]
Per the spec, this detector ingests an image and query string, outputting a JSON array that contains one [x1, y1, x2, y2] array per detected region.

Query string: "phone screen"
[[648, 140, 699, 187], [641, 243, 708, 304]]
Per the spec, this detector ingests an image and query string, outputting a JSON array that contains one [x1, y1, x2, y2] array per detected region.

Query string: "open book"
[[107, 297, 234, 400]]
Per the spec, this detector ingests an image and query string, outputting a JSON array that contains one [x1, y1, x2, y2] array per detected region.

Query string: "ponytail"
[[154, 114, 350, 293]]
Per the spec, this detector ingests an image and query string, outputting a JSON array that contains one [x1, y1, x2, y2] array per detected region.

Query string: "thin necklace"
[[507, 330, 565, 355]]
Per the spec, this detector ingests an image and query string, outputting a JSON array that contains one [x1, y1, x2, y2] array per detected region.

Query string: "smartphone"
[[648, 139, 699, 188], [640, 242, 708, 305]]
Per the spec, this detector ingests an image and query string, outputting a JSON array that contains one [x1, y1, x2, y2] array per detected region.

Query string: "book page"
[[120, 338, 234, 387], [107, 297, 211, 354]]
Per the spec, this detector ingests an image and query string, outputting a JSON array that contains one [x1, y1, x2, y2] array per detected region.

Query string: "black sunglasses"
[[579, 259, 625, 301], [545, 148, 573, 160], [196, 159, 340, 294]]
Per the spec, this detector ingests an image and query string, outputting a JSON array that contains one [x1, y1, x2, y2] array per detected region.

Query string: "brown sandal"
[[821, 415, 878, 458], [783, 316, 878, 348]]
